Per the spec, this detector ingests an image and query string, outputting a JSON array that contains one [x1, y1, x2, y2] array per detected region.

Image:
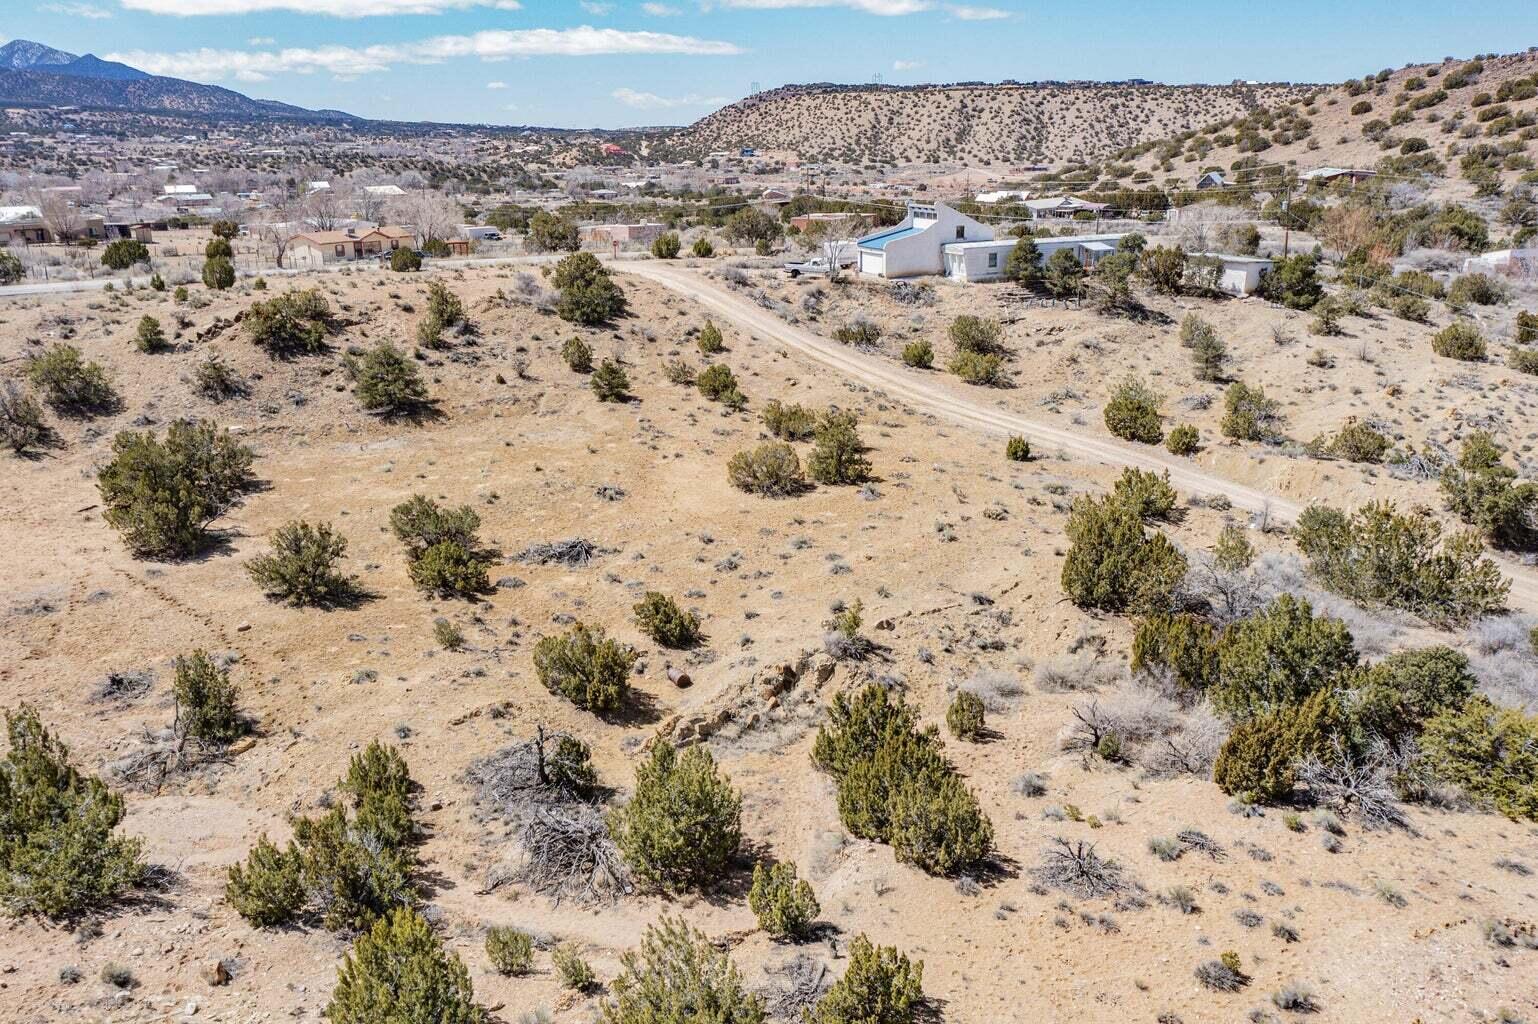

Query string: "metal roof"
[[858, 225, 925, 250]]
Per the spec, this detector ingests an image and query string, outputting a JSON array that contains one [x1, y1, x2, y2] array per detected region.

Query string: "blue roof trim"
[[858, 225, 924, 250]]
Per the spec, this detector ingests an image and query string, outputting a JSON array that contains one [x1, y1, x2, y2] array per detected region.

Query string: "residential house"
[[974, 189, 1031, 205], [283, 225, 417, 269], [581, 222, 666, 247], [0, 205, 48, 245], [856, 201, 993, 279], [1194, 171, 1227, 190], [1301, 167, 1377, 185], [362, 184, 407, 198], [790, 211, 863, 233], [942, 232, 1129, 283], [1461, 247, 1538, 279], [1187, 252, 1274, 295], [1024, 196, 1108, 220]]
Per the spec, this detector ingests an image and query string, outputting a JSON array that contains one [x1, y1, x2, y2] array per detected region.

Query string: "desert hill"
[[656, 81, 1316, 167]]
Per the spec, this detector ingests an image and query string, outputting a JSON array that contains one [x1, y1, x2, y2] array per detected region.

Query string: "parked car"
[[782, 253, 855, 278]]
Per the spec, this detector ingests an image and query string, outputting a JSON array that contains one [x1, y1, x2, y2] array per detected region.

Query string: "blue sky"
[[8, 0, 1538, 128]]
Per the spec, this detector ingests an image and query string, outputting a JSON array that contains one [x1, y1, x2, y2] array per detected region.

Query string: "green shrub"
[[948, 349, 1005, 385], [1221, 381, 1285, 441], [554, 252, 627, 325], [807, 934, 924, 1024], [485, 927, 533, 976], [1141, 245, 1187, 294], [1294, 501, 1508, 626], [1132, 612, 1218, 694], [603, 916, 764, 1024], [901, 340, 933, 368], [0, 249, 20, 285], [833, 320, 882, 345], [1005, 435, 1030, 461], [1447, 272, 1508, 307], [696, 320, 724, 354], [1256, 253, 1323, 309], [233, 745, 419, 932], [1190, 329, 1227, 381], [692, 237, 714, 258], [434, 618, 464, 650], [149, 272, 165, 292], [527, 211, 580, 252], [409, 541, 489, 598], [390, 247, 422, 273], [761, 399, 817, 440], [1043, 248, 1086, 298], [350, 342, 429, 417], [697, 363, 740, 401], [611, 743, 742, 891], [633, 591, 701, 648], [1421, 697, 1538, 820], [173, 650, 244, 744], [1440, 431, 1538, 549], [97, 420, 255, 558], [224, 835, 305, 926], [1518, 310, 1538, 343], [591, 359, 630, 402], [1349, 646, 1476, 744], [554, 943, 595, 991], [1323, 421, 1391, 463], [416, 282, 467, 348], [1110, 467, 1178, 521], [202, 255, 235, 290], [131, 315, 167, 353], [1211, 595, 1357, 720], [1308, 298, 1343, 336], [193, 355, 243, 402], [1005, 236, 1042, 286], [0, 706, 145, 918], [1166, 424, 1200, 455], [1509, 347, 1538, 375], [1431, 320, 1487, 360], [946, 691, 986, 741], [1392, 293, 1431, 322], [728, 442, 804, 496], [0, 382, 49, 456], [206, 236, 234, 259], [811, 685, 993, 876], [390, 495, 481, 556], [808, 410, 871, 485], [561, 336, 593, 372], [247, 520, 356, 607], [1061, 493, 1186, 613], [174, 285, 188, 302], [327, 908, 484, 1024], [1103, 375, 1163, 443], [533, 623, 636, 713], [651, 232, 681, 259], [748, 863, 820, 940], [948, 315, 1004, 355], [1213, 690, 1345, 802], [246, 289, 332, 357], [26, 343, 116, 415]]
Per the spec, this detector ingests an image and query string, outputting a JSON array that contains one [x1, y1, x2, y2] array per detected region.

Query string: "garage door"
[[859, 251, 884, 277]]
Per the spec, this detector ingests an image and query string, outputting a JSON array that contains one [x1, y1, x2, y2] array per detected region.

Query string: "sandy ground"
[[1, 263, 1537, 1024]]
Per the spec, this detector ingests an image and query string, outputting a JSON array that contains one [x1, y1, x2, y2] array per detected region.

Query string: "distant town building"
[[580, 222, 666, 247], [284, 225, 417, 268]]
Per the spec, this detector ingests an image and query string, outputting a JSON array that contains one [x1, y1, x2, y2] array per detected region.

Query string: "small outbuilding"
[[1188, 252, 1274, 296]]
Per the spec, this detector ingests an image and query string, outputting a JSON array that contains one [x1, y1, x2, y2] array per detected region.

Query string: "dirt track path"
[[616, 260, 1538, 611]]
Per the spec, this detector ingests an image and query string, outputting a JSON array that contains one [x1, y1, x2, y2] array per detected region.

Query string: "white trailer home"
[[855, 201, 993, 279], [1187, 253, 1274, 296]]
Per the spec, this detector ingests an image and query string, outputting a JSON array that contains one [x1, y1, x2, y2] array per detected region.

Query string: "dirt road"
[[617, 260, 1538, 611]]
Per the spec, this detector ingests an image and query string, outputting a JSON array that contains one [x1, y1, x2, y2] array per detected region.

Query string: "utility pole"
[[1280, 173, 1295, 258]]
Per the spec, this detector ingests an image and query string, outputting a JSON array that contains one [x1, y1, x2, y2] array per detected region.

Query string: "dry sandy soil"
[[1, 259, 1537, 1024]]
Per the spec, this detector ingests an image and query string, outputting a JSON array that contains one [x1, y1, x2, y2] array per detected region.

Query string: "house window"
[[988, 253, 998, 268], [334, 245, 345, 258], [390, 240, 399, 250], [955, 226, 965, 239]]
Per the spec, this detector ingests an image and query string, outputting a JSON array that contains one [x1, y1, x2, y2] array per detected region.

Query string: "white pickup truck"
[[782, 252, 857, 278]]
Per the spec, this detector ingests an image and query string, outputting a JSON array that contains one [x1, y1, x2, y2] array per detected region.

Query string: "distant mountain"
[[0, 39, 77, 70], [49, 54, 152, 82], [0, 38, 356, 122]]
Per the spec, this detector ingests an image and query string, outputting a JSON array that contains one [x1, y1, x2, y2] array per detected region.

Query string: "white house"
[[856, 201, 993, 279], [1461, 248, 1537, 279], [1024, 196, 1108, 220], [975, 189, 1031, 205], [1300, 167, 1376, 185], [0, 205, 48, 245], [362, 184, 407, 198], [1188, 252, 1274, 295], [1032, 232, 1127, 268], [940, 239, 1018, 282]]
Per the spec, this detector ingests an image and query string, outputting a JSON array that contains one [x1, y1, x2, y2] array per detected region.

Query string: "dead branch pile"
[[513, 805, 631, 905], [1175, 829, 1226, 860], [764, 954, 832, 1021], [1033, 837, 1130, 900], [1297, 743, 1408, 831], [516, 538, 607, 567]]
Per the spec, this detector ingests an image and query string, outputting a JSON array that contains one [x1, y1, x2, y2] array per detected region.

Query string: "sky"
[[6, 0, 1538, 129]]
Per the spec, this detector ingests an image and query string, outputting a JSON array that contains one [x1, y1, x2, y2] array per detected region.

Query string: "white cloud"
[[486, 80, 507, 88], [892, 58, 923, 71], [714, 0, 932, 14], [119, 0, 523, 15], [612, 86, 727, 109], [642, 1, 681, 12], [247, 35, 275, 44], [43, 2, 113, 17], [945, 4, 1008, 19], [578, 0, 613, 12], [106, 27, 743, 82]]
